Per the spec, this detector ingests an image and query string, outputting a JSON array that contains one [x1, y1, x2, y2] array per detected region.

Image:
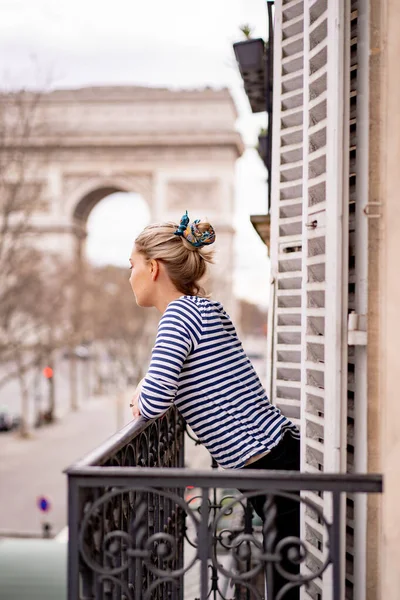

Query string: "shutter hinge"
[[348, 312, 367, 346], [363, 202, 382, 218]]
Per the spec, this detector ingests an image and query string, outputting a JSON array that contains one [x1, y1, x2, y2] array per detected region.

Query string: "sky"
[[0, 0, 271, 307]]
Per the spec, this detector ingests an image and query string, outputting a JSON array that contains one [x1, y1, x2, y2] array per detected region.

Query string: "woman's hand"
[[130, 378, 145, 418]]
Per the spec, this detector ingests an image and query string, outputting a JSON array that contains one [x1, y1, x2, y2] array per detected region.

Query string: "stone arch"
[[73, 185, 127, 222], [26, 87, 242, 320], [62, 175, 152, 268], [64, 174, 153, 228]]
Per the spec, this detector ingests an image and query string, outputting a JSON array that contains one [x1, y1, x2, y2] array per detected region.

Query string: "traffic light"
[[42, 366, 53, 380], [42, 366, 55, 423]]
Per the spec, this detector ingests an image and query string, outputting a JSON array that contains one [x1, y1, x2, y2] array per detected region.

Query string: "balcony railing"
[[66, 407, 383, 600]]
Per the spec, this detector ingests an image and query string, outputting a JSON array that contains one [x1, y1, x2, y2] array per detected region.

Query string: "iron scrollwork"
[[68, 407, 382, 599], [79, 486, 198, 600], [77, 484, 331, 599]]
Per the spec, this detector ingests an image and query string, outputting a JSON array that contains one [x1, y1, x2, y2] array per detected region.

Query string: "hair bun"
[[174, 211, 216, 248]]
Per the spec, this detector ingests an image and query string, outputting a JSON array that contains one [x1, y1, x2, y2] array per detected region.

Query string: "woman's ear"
[[150, 259, 159, 281]]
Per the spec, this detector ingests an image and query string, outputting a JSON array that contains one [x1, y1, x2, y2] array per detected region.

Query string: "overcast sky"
[[0, 0, 271, 307]]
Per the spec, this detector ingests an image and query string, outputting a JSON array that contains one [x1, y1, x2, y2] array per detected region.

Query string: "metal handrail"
[[66, 465, 383, 493], [67, 415, 149, 468]]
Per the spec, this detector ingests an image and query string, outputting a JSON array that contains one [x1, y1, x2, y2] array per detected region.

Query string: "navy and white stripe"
[[139, 296, 300, 469]]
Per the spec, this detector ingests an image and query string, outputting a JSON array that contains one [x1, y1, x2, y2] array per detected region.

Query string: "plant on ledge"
[[239, 23, 254, 40]]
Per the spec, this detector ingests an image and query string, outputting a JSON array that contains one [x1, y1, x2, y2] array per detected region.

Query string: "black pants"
[[241, 432, 300, 600]]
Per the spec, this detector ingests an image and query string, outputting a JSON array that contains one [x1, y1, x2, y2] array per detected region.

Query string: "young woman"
[[129, 212, 301, 599]]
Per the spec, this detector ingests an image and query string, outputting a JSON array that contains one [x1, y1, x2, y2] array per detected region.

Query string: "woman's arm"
[[134, 299, 202, 420]]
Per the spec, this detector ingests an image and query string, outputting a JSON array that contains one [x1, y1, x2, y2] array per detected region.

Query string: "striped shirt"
[[138, 295, 300, 469]]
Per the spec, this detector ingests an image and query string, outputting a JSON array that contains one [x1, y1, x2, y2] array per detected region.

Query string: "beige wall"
[[370, 0, 400, 597]]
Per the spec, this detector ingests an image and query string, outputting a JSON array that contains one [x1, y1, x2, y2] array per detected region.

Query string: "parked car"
[[62, 345, 90, 360], [0, 410, 20, 432]]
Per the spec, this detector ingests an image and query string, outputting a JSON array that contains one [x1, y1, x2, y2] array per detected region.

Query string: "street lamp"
[[233, 38, 266, 114]]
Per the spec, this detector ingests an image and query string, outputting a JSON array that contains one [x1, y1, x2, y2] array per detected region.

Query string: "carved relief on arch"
[[166, 180, 219, 212]]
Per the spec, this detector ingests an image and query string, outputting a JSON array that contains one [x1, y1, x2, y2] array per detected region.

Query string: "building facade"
[[242, 1, 400, 598]]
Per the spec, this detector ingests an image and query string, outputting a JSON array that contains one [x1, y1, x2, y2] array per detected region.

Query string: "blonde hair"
[[134, 221, 215, 296]]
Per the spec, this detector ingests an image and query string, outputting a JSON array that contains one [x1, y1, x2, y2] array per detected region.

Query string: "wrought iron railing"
[[66, 407, 382, 600]]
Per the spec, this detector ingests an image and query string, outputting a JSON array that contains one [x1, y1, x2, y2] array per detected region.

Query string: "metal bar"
[[67, 468, 383, 493], [264, 494, 277, 600], [199, 488, 210, 600], [211, 456, 218, 600], [67, 474, 80, 600], [332, 491, 342, 600], [244, 501, 253, 600], [134, 492, 143, 600]]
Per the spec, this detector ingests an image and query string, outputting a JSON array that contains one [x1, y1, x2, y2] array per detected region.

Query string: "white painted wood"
[[268, 0, 304, 429], [351, 1, 369, 598], [266, 0, 284, 405], [299, 1, 347, 598], [270, 2, 364, 597]]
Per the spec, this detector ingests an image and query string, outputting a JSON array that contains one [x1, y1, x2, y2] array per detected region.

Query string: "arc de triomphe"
[[19, 86, 244, 318]]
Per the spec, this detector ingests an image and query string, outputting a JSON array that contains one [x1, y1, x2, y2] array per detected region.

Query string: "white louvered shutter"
[[269, 2, 352, 599], [301, 1, 348, 598], [268, 0, 305, 430]]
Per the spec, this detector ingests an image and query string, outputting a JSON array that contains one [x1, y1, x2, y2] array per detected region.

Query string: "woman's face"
[[129, 247, 154, 307]]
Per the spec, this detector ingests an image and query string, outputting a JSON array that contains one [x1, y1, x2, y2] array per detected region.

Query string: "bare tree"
[[0, 246, 76, 433], [0, 88, 75, 434], [0, 88, 158, 435], [81, 263, 158, 396]]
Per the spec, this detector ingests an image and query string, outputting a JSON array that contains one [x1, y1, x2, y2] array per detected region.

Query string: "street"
[[0, 391, 135, 536], [0, 386, 211, 537], [0, 338, 265, 537]]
